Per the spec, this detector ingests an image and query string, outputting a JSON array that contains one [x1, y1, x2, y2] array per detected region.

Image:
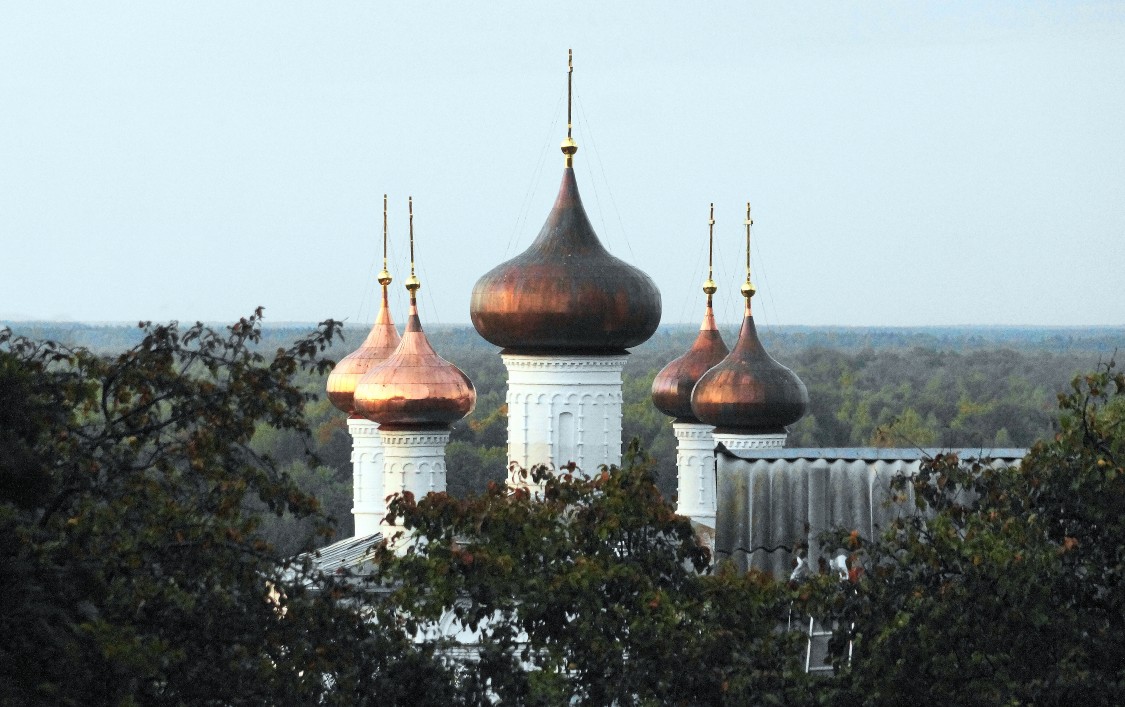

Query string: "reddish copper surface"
[[651, 302, 729, 422], [353, 299, 476, 430], [690, 301, 808, 433], [470, 168, 662, 354], [326, 288, 401, 415]]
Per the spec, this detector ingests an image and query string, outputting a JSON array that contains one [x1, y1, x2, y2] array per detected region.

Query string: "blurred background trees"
[[5, 319, 1116, 552]]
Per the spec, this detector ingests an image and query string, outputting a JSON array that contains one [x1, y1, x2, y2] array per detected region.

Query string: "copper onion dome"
[[327, 195, 402, 415], [651, 204, 729, 422], [690, 204, 808, 433], [354, 198, 476, 430], [469, 51, 661, 354]]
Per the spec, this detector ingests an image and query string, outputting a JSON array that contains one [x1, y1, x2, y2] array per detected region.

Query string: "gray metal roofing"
[[714, 448, 1027, 578], [719, 446, 1028, 463], [306, 532, 383, 575]]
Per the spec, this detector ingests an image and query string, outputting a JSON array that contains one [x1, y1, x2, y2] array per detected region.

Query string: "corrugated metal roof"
[[719, 446, 1027, 463], [714, 449, 1026, 578], [305, 532, 383, 575]]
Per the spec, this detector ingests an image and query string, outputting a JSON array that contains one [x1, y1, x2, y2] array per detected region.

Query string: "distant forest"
[[8, 320, 1121, 552]]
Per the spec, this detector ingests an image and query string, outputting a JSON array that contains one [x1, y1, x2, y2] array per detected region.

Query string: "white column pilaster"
[[378, 429, 450, 538], [347, 417, 384, 538], [673, 421, 718, 529]]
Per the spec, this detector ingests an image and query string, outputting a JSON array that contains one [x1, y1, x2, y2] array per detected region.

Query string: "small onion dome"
[[354, 298, 476, 430], [326, 287, 401, 416], [469, 168, 662, 354], [651, 302, 729, 422], [690, 301, 808, 434]]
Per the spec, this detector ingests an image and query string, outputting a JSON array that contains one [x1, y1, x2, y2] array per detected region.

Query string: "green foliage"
[[6, 316, 1120, 703], [445, 441, 506, 498], [621, 369, 679, 496], [869, 407, 939, 447], [14, 322, 1111, 505], [821, 362, 1125, 704], [372, 443, 819, 705], [788, 345, 1068, 448], [0, 313, 451, 705]]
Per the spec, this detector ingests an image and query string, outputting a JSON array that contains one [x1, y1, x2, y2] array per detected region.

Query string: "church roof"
[[721, 447, 1028, 462], [714, 446, 1028, 578], [652, 203, 729, 422], [326, 194, 402, 415], [355, 199, 476, 430], [355, 296, 476, 430], [469, 51, 661, 355], [690, 204, 808, 434], [691, 304, 808, 433], [326, 290, 400, 415], [652, 302, 728, 421], [304, 532, 383, 575], [469, 167, 662, 354]]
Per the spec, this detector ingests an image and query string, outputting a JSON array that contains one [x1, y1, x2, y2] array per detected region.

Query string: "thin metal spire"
[[740, 202, 757, 304], [561, 49, 578, 167], [378, 193, 392, 287], [703, 203, 717, 305], [405, 196, 420, 297], [567, 48, 573, 138]]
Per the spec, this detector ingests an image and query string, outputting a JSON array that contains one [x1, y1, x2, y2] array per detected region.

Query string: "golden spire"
[[405, 196, 420, 297], [740, 202, 757, 303], [703, 202, 717, 304], [561, 48, 578, 167], [377, 193, 392, 287]]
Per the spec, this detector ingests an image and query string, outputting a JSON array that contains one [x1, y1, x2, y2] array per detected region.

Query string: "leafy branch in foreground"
[[0, 311, 452, 705], [822, 361, 1125, 705], [373, 441, 819, 705]]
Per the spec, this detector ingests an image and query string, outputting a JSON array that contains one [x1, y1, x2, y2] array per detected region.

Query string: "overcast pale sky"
[[2, 2, 1123, 330]]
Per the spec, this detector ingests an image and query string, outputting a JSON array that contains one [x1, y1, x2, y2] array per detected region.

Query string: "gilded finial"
[[405, 196, 420, 295], [702, 202, 717, 301], [377, 193, 392, 287], [561, 48, 578, 167], [740, 202, 757, 300]]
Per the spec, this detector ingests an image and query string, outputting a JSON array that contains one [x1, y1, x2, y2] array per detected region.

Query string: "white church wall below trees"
[[502, 354, 626, 490], [673, 422, 718, 529], [378, 429, 450, 537]]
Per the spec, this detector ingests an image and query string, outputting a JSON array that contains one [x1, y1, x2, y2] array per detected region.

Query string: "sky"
[[2, 2, 1123, 330]]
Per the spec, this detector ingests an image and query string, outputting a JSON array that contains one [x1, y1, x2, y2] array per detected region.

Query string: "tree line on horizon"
[[2, 319, 1119, 550], [246, 321, 1116, 552]]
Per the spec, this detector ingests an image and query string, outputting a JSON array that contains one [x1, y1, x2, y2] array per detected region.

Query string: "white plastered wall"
[[673, 421, 718, 528], [347, 417, 384, 538], [502, 353, 626, 489], [712, 431, 787, 452], [378, 429, 450, 537]]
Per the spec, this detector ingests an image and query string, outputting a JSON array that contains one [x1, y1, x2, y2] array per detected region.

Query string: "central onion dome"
[[469, 52, 661, 354], [652, 204, 729, 422], [470, 169, 662, 354], [327, 195, 402, 415], [354, 199, 476, 430], [690, 204, 808, 434]]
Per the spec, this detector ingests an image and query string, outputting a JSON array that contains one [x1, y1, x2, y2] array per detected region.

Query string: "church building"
[[321, 52, 1025, 582]]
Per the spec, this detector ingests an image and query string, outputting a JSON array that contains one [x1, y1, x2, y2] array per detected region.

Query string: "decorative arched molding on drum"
[[501, 353, 627, 487]]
